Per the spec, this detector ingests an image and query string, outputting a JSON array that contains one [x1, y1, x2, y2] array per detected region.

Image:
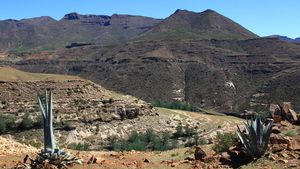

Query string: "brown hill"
[[0, 13, 162, 51], [7, 37, 300, 113], [136, 9, 259, 40]]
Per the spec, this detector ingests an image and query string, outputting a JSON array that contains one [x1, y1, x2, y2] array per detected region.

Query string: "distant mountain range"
[[267, 35, 300, 42]]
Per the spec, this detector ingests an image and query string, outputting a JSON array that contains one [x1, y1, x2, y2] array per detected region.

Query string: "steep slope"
[[9, 37, 300, 113], [0, 13, 162, 51], [136, 9, 259, 40]]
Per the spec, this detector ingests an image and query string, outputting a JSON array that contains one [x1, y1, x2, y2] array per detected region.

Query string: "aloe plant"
[[237, 118, 273, 158]]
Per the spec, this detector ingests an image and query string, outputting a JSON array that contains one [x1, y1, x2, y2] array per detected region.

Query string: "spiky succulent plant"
[[37, 88, 56, 152], [237, 118, 273, 158]]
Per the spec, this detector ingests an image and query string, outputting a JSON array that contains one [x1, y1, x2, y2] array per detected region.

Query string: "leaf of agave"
[[243, 122, 251, 134], [248, 123, 261, 157], [255, 118, 263, 146], [36, 89, 46, 119], [262, 120, 273, 151], [244, 147, 255, 159], [45, 89, 49, 114], [237, 125, 251, 150]]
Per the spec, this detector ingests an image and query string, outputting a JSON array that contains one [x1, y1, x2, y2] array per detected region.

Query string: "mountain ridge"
[[267, 35, 300, 42]]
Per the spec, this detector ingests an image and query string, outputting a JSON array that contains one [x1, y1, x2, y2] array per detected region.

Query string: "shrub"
[[212, 132, 238, 153], [62, 121, 75, 130], [0, 118, 6, 134], [68, 142, 90, 151], [18, 140, 42, 149], [19, 112, 33, 129], [34, 115, 44, 129], [175, 124, 183, 138], [194, 135, 206, 145], [150, 100, 198, 112]]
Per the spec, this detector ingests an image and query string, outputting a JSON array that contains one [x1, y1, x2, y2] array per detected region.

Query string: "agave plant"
[[237, 118, 273, 159], [37, 88, 56, 153], [36, 89, 71, 160]]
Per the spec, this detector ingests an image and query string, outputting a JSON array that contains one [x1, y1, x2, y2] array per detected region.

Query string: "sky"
[[1, 0, 299, 39]]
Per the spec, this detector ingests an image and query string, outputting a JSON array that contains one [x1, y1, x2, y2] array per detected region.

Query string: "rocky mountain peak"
[[63, 12, 81, 20]]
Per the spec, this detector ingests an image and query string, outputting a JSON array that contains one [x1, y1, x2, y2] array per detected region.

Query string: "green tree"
[[175, 124, 183, 138]]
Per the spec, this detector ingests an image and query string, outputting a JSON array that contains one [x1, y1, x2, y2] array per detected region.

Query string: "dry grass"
[[0, 67, 80, 81]]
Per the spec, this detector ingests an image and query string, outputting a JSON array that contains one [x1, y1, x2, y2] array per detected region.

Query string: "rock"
[[270, 144, 287, 153], [297, 114, 300, 122], [278, 159, 288, 164], [278, 152, 288, 158], [273, 115, 282, 124], [279, 102, 292, 121], [194, 146, 207, 161], [203, 155, 219, 163], [287, 139, 300, 151], [269, 104, 281, 118], [94, 157, 105, 164], [288, 109, 298, 122], [272, 126, 281, 134], [220, 152, 231, 162], [143, 158, 150, 163], [270, 133, 290, 144]]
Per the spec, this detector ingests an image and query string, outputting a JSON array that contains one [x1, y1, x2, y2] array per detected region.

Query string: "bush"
[[34, 115, 44, 129], [19, 112, 33, 129], [0, 113, 17, 134], [150, 100, 198, 112], [18, 140, 42, 149], [68, 142, 90, 151], [212, 132, 238, 153], [0, 118, 6, 134], [175, 124, 183, 138]]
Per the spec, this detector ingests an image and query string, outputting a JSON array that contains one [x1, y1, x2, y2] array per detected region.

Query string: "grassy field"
[[0, 67, 80, 81]]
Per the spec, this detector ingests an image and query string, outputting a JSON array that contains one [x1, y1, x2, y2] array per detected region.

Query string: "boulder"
[[219, 152, 231, 162], [288, 109, 298, 122], [279, 102, 292, 121], [272, 126, 281, 134], [273, 115, 281, 124], [194, 146, 207, 161], [287, 139, 300, 151], [269, 133, 290, 144], [269, 104, 281, 118]]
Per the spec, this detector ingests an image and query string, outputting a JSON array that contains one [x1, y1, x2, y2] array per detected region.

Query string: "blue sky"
[[1, 0, 299, 38]]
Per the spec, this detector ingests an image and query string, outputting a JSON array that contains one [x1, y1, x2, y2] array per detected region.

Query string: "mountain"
[[267, 35, 300, 43], [2, 9, 300, 114], [136, 9, 259, 40], [0, 13, 162, 51]]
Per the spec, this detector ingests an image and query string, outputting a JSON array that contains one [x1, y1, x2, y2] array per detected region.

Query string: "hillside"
[[0, 67, 246, 154], [7, 37, 300, 114], [0, 13, 162, 51], [135, 9, 259, 40]]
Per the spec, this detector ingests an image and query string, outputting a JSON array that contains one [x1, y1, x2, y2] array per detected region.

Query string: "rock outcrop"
[[269, 102, 299, 123]]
